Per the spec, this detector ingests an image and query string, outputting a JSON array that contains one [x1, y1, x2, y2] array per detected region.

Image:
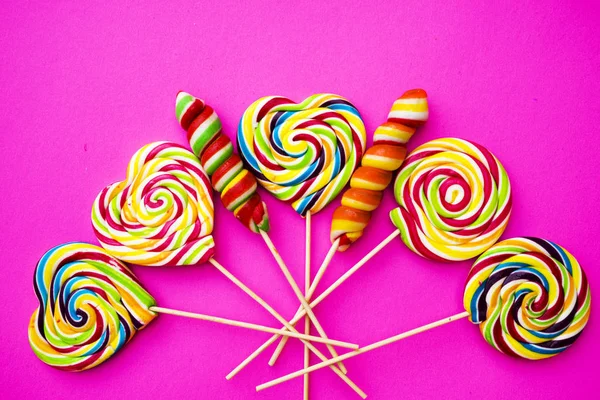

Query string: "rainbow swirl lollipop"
[[92, 141, 215, 266], [28, 242, 156, 372], [237, 94, 367, 216], [390, 138, 512, 261], [464, 237, 591, 359]]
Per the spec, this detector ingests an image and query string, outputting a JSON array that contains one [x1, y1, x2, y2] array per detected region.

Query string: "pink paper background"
[[1, 1, 599, 399]]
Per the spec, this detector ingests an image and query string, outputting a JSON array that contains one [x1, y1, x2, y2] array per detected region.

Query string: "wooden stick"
[[268, 238, 342, 367], [269, 230, 399, 366], [303, 211, 311, 400], [228, 231, 396, 379], [209, 258, 366, 397], [260, 230, 344, 367], [257, 311, 470, 392], [150, 306, 357, 347], [226, 239, 340, 380]]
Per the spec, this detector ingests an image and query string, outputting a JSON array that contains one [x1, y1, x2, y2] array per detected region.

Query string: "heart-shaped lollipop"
[[236, 94, 367, 377], [29, 242, 157, 371], [238, 93, 366, 216], [260, 89, 429, 369], [92, 141, 215, 266]]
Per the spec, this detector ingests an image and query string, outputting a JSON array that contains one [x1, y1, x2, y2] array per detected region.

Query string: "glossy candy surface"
[[176, 92, 270, 233], [28, 243, 156, 371], [390, 138, 512, 261], [238, 94, 366, 216], [331, 89, 428, 251], [92, 141, 215, 266], [464, 237, 591, 359]]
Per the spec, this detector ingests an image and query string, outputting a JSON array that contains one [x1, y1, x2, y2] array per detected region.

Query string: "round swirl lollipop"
[[256, 237, 592, 391], [390, 137, 512, 261], [238, 93, 367, 216], [92, 141, 215, 266], [464, 237, 591, 359], [29, 243, 360, 372]]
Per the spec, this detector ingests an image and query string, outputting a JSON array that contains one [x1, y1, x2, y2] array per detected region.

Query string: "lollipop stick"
[[268, 230, 398, 365], [209, 257, 366, 397], [257, 311, 470, 392], [231, 230, 396, 376], [303, 211, 311, 400], [150, 306, 358, 347], [226, 237, 349, 379], [259, 230, 345, 368], [227, 239, 340, 379], [269, 237, 346, 373]]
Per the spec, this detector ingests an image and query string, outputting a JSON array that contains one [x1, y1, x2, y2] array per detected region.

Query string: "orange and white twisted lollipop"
[[92, 141, 215, 266], [331, 89, 428, 251]]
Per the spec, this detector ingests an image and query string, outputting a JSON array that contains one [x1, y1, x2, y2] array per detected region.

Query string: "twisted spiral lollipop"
[[464, 237, 591, 359], [92, 141, 215, 266], [175, 92, 270, 233], [28, 242, 156, 371], [256, 237, 592, 391], [237, 94, 367, 216], [331, 89, 428, 251], [390, 138, 512, 261]]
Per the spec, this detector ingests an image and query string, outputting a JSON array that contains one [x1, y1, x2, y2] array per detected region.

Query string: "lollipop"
[[257, 237, 592, 390], [236, 93, 367, 375], [28, 243, 359, 372], [238, 93, 366, 217], [175, 92, 269, 233], [229, 137, 512, 379], [390, 138, 511, 261], [92, 141, 364, 396], [332, 89, 428, 252], [92, 141, 215, 266], [269, 90, 428, 367]]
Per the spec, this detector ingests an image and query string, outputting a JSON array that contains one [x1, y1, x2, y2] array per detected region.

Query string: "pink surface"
[[1, 1, 599, 399]]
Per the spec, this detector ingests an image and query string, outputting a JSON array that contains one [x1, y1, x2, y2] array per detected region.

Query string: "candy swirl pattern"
[[28, 242, 156, 371], [389, 138, 512, 261], [175, 92, 270, 233], [92, 141, 215, 266], [464, 237, 591, 359], [331, 89, 428, 251], [238, 94, 367, 216]]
